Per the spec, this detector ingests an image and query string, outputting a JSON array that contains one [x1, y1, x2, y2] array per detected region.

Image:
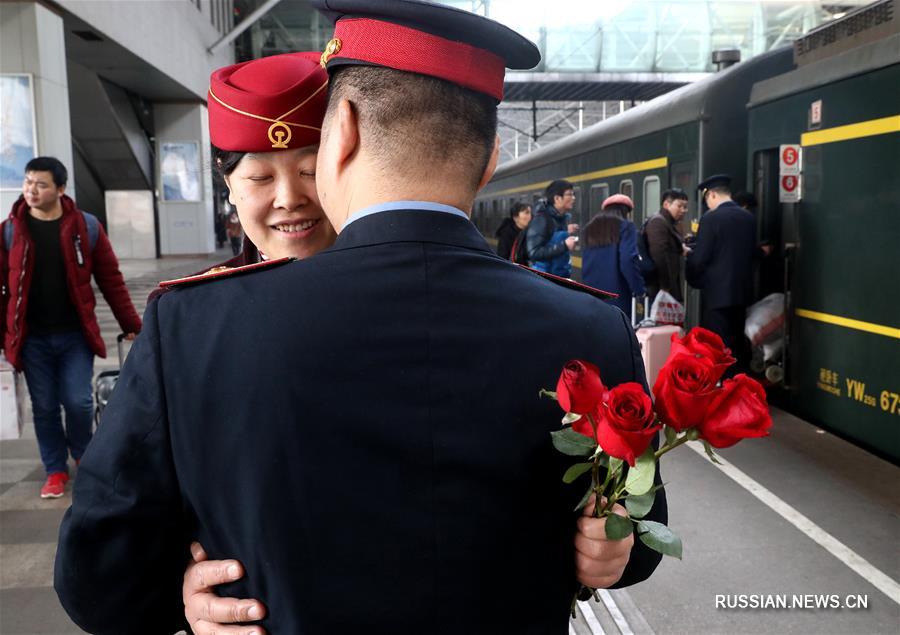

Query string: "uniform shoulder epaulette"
[[158, 256, 295, 290], [518, 264, 618, 300]]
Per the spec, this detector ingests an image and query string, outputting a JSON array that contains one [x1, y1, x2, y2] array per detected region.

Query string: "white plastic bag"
[[745, 293, 785, 346], [649, 290, 685, 325], [0, 359, 23, 440]]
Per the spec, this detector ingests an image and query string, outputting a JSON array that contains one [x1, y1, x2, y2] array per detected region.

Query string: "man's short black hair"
[[25, 156, 67, 187], [662, 188, 688, 203], [510, 201, 530, 218], [732, 191, 758, 209], [326, 66, 497, 189], [545, 179, 574, 202]]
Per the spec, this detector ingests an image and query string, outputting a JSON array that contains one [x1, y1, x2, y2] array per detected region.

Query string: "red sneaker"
[[40, 472, 69, 499]]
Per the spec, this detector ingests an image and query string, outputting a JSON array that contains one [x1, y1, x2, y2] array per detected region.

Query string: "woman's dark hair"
[[212, 146, 260, 262], [212, 146, 246, 176], [510, 201, 530, 219], [584, 203, 630, 248]]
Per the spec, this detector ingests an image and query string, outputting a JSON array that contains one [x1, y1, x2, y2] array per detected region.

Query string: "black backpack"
[[637, 216, 657, 279]]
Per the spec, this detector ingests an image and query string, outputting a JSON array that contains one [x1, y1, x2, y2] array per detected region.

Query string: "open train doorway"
[[752, 148, 794, 387]]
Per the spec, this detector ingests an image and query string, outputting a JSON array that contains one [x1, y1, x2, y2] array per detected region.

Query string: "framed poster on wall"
[[0, 74, 37, 190], [160, 141, 201, 202]]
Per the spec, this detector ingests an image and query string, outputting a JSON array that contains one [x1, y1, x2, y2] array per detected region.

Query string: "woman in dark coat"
[[581, 194, 646, 315], [494, 201, 532, 264]]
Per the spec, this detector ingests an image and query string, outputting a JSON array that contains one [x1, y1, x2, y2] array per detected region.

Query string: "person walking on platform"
[[686, 174, 756, 372], [55, 3, 666, 634], [581, 194, 645, 314], [224, 209, 244, 256], [526, 179, 579, 276], [644, 188, 689, 303], [495, 201, 531, 263], [0, 157, 141, 499]]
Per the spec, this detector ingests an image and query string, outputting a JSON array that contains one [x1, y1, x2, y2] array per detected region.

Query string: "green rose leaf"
[[573, 484, 594, 512], [604, 513, 634, 540], [562, 462, 594, 484], [539, 389, 558, 400], [702, 440, 723, 465], [551, 428, 596, 457], [624, 447, 656, 496], [608, 456, 624, 476], [664, 425, 678, 446], [637, 520, 682, 559], [625, 490, 656, 519]]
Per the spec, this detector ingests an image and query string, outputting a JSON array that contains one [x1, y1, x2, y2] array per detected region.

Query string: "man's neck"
[[328, 182, 475, 232], [28, 203, 63, 221]]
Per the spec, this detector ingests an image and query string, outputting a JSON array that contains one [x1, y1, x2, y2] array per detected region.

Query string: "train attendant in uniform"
[[55, 2, 667, 633], [581, 194, 645, 316], [686, 174, 757, 373]]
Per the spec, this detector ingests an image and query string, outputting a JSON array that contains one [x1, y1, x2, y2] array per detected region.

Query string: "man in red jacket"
[[0, 157, 141, 498]]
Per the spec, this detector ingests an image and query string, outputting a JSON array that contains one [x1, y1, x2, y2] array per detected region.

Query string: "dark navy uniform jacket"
[[55, 207, 666, 635], [686, 200, 757, 309]]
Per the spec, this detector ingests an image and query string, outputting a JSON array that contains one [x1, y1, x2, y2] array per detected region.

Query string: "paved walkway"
[[0, 251, 229, 635]]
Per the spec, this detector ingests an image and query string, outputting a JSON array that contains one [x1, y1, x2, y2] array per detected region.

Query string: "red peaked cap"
[[311, 0, 541, 101], [208, 51, 329, 152]]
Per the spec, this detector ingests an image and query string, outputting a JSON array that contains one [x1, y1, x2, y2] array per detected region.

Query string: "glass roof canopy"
[[437, 0, 866, 74]]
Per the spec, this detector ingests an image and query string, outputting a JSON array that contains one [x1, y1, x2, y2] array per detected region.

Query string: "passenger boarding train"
[[475, 3, 900, 462]]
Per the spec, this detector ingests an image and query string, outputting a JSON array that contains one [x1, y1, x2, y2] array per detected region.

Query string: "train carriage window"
[[572, 186, 585, 228], [619, 179, 633, 199], [589, 183, 610, 219], [642, 176, 661, 225]]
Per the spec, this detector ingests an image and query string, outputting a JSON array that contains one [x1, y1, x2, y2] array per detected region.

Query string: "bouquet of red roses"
[[541, 327, 772, 607]]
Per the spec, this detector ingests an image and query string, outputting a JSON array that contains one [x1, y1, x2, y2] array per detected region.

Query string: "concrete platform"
[[1, 248, 898, 634]]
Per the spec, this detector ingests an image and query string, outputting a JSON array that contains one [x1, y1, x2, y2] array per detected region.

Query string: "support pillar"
[[0, 2, 73, 213]]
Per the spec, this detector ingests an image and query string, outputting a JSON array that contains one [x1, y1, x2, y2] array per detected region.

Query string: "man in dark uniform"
[[54, 2, 666, 634], [686, 174, 757, 371]]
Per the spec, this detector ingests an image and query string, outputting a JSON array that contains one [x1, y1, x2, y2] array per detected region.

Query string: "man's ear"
[[476, 134, 500, 193], [58, 185, 66, 197], [333, 98, 360, 173]]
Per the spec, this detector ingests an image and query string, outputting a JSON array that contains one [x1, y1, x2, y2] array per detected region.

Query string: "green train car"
[[475, 22, 899, 461], [747, 32, 899, 461]]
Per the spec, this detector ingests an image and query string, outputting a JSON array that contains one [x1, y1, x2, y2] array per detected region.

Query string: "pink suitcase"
[[636, 325, 683, 388]]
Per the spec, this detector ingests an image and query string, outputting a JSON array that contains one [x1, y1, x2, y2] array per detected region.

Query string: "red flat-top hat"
[[601, 194, 635, 210], [311, 0, 540, 101], [208, 51, 329, 152]]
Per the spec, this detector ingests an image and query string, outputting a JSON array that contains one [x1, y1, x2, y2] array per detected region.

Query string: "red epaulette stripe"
[[159, 257, 295, 288], [517, 264, 618, 300]]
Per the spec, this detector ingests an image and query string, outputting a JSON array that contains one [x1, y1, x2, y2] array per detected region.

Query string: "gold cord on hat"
[[207, 80, 328, 148]]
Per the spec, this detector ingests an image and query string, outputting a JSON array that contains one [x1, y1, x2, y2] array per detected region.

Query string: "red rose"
[[698, 374, 772, 448], [556, 360, 605, 414], [652, 352, 719, 431], [595, 383, 660, 466], [671, 327, 735, 383], [571, 415, 596, 440]]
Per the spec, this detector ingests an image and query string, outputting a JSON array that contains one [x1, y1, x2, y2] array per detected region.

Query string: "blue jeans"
[[22, 331, 95, 475]]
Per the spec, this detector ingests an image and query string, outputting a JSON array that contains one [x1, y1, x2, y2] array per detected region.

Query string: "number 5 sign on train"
[[779, 144, 802, 203]]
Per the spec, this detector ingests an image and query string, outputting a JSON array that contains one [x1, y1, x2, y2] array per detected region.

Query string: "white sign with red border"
[[779, 174, 802, 203], [779, 144, 802, 175]]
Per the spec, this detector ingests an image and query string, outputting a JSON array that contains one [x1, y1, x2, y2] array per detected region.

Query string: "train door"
[[754, 148, 794, 386], [669, 159, 698, 328], [589, 183, 609, 221]]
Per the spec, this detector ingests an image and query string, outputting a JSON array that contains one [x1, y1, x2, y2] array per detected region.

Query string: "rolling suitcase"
[[632, 297, 683, 389], [94, 333, 129, 427]]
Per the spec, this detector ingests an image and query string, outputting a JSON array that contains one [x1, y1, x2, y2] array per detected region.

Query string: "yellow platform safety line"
[[492, 157, 669, 196], [801, 114, 900, 147], [795, 309, 900, 340]]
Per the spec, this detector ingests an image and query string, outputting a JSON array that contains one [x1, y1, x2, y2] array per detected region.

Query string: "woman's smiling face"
[[224, 147, 336, 260]]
